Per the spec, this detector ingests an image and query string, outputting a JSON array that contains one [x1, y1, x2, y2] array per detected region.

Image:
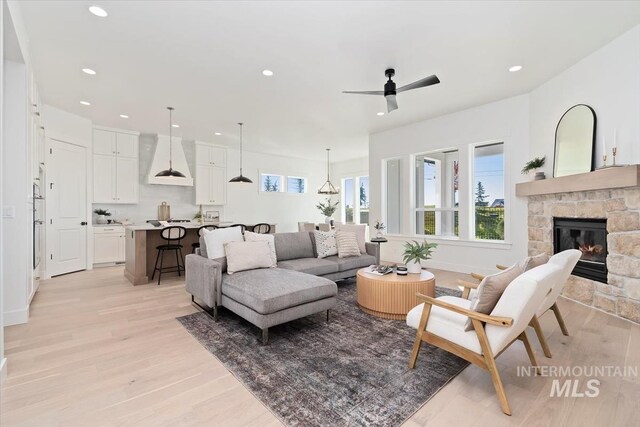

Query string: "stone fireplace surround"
[[527, 187, 640, 324]]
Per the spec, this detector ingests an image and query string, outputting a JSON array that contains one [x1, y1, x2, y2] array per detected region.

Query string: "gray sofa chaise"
[[185, 231, 378, 344]]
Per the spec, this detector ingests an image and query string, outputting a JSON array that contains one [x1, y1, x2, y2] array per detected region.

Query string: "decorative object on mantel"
[[316, 198, 339, 224], [229, 122, 253, 183], [402, 240, 437, 274], [317, 148, 340, 195], [521, 156, 546, 180], [155, 107, 186, 178], [93, 208, 111, 224], [553, 104, 596, 178], [374, 219, 386, 238]]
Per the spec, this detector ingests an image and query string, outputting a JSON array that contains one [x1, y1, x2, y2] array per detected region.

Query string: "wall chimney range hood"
[[147, 134, 193, 186]]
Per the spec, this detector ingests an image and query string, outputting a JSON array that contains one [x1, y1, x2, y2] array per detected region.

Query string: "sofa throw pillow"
[[202, 226, 244, 260], [335, 224, 367, 254], [244, 231, 277, 264], [224, 241, 276, 274], [464, 263, 523, 331], [336, 231, 361, 258], [314, 230, 338, 258], [519, 252, 550, 272]]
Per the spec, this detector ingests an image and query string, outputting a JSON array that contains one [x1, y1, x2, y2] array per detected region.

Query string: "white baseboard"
[[4, 307, 29, 326], [1, 357, 7, 385]]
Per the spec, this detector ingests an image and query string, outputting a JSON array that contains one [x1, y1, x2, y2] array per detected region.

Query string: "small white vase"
[[96, 215, 107, 224], [325, 216, 333, 224], [406, 260, 422, 274]]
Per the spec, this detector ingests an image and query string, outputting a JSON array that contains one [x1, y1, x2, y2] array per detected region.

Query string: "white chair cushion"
[[537, 249, 581, 316], [406, 296, 482, 354]]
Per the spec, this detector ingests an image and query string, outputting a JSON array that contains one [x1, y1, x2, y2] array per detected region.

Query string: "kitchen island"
[[124, 222, 276, 285]]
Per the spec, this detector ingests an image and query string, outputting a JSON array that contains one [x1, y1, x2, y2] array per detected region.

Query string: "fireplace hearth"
[[553, 217, 607, 283]]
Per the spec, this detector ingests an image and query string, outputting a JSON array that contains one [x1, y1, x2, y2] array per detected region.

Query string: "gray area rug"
[[177, 280, 468, 427]]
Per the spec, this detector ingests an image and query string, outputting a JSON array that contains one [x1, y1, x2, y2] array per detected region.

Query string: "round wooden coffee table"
[[356, 268, 435, 320]]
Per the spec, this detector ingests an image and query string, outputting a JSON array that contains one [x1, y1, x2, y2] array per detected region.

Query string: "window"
[[343, 178, 354, 223], [385, 159, 401, 234], [260, 173, 283, 192], [358, 176, 369, 225], [287, 176, 307, 194], [473, 142, 504, 240], [341, 175, 369, 224], [414, 150, 459, 237]]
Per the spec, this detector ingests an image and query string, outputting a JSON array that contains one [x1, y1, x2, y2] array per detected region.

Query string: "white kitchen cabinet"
[[195, 142, 227, 205], [92, 127, 139, 204], [93, 226, 125, 264]]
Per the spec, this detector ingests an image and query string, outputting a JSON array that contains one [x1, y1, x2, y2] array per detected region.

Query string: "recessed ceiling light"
[[88, 6, 108, 17], [120, 114, 129, 118], [80, 101, 91, 106], [509, 65, 523, 72], [82, 68, 97, 75], [377, 112, 384, 116], [172, 124, 180, 128], [262, 69, 274, 77], [214, 132, 221, 136]]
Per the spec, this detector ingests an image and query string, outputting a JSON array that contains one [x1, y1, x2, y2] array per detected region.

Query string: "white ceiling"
[[17, 1, 640, 160]]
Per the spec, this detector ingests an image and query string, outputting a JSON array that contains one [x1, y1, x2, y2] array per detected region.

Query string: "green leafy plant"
[[93, 208, 111, 216], [374, 220, 385, 231], [522, 156, 546, 175], [316, 198, 339, 217], [402, 240, 438, 264], [193, 211, 203, 219]]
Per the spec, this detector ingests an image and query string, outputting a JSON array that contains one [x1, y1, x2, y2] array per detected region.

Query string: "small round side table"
[[370, 237, 388, 266]]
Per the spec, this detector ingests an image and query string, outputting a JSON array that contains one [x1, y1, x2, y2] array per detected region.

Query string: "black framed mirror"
[[553, 104, 596, 177]]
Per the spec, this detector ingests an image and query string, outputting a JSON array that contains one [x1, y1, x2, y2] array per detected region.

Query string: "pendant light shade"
[[318, 148, 340, 195], [155, 106, 186, 178], [229, 122, 253, 183]]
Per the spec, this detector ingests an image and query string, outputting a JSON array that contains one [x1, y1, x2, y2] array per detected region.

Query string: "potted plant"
[[316, 198, 339, 224], [522, 156, 546, 180], [374, 219, 385, 238], [93, 208, 111, 224], [402, 240, 438, 274]]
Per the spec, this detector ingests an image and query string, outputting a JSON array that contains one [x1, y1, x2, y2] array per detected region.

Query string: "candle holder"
[[612, 147, 617, 166], [602, 154, 608, 168]]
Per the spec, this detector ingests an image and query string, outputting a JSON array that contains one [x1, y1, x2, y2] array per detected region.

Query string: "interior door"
[[47, 139, 88, 276]]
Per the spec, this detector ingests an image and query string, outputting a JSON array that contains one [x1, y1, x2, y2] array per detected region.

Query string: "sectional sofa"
[[185, 231, 378, 344]]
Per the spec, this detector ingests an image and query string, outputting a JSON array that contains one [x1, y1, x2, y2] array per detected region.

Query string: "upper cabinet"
[[92, 127, 139, 204], [195, 142, 227, 206]]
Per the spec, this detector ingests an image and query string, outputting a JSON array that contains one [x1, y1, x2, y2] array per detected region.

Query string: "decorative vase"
[[376, 230, 384, 239], [325, 216, 332, 224], [534, 171, 546, 181], [406, 260, 422, 274], [96, 215, 107, 224]]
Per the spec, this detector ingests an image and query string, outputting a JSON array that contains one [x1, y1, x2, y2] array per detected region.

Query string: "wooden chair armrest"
[[470, 272, 485, 281], [457, 279, 480, 290], [416, 293, 513, 327], [496, 264, 508, 270]]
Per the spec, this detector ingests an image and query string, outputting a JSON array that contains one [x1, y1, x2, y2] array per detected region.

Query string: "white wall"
[[369, 95, 530, 274], [530, 25, 640, 173], [95, 137, 329, 232], [0, 0, 6, 381]]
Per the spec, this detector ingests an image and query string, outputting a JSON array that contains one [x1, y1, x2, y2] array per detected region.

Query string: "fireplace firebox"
[[553, 217, 607, 283]]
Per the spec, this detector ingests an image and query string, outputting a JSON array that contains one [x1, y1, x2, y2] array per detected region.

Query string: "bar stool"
[[229, 224, 247, 234], [192, 225, 218, 253], [251, 223, 271, 234], [151, 226, 187, 285]]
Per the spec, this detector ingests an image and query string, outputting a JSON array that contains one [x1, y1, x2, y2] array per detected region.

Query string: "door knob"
[[81, 221, 87, 226]]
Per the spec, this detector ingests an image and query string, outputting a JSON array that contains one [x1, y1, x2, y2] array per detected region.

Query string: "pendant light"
[[318, 148, 339, 194], [229, 122, 253, 183], [155, 106, 186, 178]]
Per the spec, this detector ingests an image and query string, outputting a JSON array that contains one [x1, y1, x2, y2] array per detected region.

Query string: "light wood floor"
[[2, 267, 638, 426]]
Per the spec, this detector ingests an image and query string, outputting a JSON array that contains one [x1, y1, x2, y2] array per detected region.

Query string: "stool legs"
[[152, 248, 185, 285]]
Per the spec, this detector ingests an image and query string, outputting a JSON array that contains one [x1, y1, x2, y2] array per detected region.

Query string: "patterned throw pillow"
[[336, 231, 361, 258], [314, 230, 338, 259]]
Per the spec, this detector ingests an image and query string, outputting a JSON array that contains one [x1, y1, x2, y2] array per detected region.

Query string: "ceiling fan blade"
[[342, 90, 384, 96], [386, 94, 398, 112], [396, 75, 440, 93]]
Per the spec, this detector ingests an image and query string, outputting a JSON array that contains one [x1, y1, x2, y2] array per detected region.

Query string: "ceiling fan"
[[343, 68, 440, 113]]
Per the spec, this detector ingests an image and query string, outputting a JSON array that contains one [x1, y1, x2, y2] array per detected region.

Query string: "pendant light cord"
[[326, 149, 330, 180], [239, 122, 243, 175], [168, 107, 174, 169]]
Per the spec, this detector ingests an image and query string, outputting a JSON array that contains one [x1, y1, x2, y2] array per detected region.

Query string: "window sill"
[[382, 234, 512, 250]]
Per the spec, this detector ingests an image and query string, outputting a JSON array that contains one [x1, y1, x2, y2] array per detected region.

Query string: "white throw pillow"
[[224, 241, 276, 274], [202, 226, 244, 259], [244, 231, 277, 264], [336, 231, 361, 258], [335, 224, 367, 254], [314, 230, 338, 258]]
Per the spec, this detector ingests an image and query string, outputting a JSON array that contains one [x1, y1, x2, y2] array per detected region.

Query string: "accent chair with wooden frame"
[[466, 249, 581, 358], [407, 263, 564, 415]]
